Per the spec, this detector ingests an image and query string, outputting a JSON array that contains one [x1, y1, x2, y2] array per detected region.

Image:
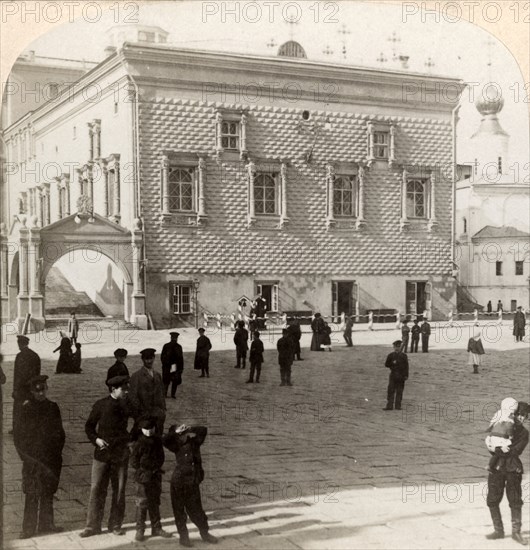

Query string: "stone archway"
[[3, 213, 147, 332]]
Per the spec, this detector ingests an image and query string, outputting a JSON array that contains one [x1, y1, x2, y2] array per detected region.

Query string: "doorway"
[[406, 281, 431, 316], [332, 281, 356, 321]]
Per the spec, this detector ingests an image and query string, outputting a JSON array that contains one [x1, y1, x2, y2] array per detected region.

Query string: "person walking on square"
[[277, 328, 295, 386], [467, 327, 485, 374], [410, 319, 420, 353], [163, 424, 218, 547], [80, 375, 131, 538], [287, 318, 303, 360], [14, 375, 65, 539], [343, 315, 354, 347], [420, 318, 431, 352], [194, 328, 212, 377], [129, 349, 166, 437], [246, 331, 264, 383], [71, 343, 83, 373], [400, 320, 410, 353], [310, 313, 326, 351], [383, 340, 409, 411], [53, 336, 72, 374], [487, 300, 492, 313], [497, 300, 503, 312], [233, 321, 249, 369], [513, 306, 526, 342], [12, 335, 41, 435], [131, 417, 172, 542], [486, 401, 529, 545], [161, 332, 184, 398], [68, 311, 79, 345], [107, 349, 129, 381]]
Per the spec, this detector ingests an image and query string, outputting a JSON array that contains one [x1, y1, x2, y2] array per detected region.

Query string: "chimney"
[[399, 55, 409, 69]]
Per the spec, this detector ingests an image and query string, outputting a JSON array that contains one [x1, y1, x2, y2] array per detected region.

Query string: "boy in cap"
[[163, 424, 218, 547], [277, 328, 295, 386], [12, 335, 41, 435], [194, 328, 212, 377], [486, 401, 529, 545], [233, 320, 249, 369], [400, 321, 410, 353], [383, 340, 409, 410], [247, 330, 264, 383], [129, 348, 166, 436], [161, 332, 184, 398], [14, 375, 65, 538], [80, 375, 131, 538], [410, 319, 420, 353], [107, 349, 129, 381], [131, 417, 172, 541]]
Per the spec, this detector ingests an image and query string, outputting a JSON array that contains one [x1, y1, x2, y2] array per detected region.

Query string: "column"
[[42, 183, 50, 225], [215, 112, 223, 159], [93, 119, 101, 158], [130, 230, 147, 329], [65, 174, 71, 215], [28, 228, 44, 330], [87, 163, 94, 205], [197, 156, 207, 224], [0, 237, 8, 323], [389, 124, 396, 166], [56, 180, 62, 220], [367, 122, 374, 166], [326, 163, 335, 229], [100, 160, 109, 216], [35, 187, 43, 227], [428, 171, 438, 232], [17, 228, 30, 324], [113, 157, 121, 221], [88, 123, 94, 160], [279, 162, 289, 228], [400, 169, 410, 232], [247, 161, 255, 227], [240, 114, 248, 159], [161, 155, 170, 215], [356, 165, 366, 230]]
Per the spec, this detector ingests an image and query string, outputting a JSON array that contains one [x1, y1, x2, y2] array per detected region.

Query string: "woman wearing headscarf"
[[53, 337, 73, 374], [310, 313, 326, 351], [467, 326, 485, 374]]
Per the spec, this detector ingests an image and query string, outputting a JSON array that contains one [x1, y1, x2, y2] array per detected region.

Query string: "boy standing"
[[410, 319, 420, 353], [383, 340, 409, 411], [246, 331, 264, 383]]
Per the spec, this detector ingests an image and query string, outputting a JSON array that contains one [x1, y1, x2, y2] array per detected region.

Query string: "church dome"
[[475, 87, 504, 116], [277, 41, 307, 59]]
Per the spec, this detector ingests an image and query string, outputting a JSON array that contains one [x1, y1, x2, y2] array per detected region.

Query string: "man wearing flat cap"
[[80, 375, 131, 538], [486, 401, 529, 545], [12, 335, 41, 435], [129, 349, 166, 437], [107, 349, 129, 382], [14, 375, 65, 539], [161, 333, 184, 399], [383, 340, 409, 411]]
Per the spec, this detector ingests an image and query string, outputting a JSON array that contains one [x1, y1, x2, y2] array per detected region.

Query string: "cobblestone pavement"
[[2, 324, 529, 549]]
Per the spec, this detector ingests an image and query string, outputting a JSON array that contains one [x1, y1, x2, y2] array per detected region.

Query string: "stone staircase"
[[456, 282, 483, 313]]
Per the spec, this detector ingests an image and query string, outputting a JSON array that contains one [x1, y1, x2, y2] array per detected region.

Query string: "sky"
[[11, 0, 530, 170]]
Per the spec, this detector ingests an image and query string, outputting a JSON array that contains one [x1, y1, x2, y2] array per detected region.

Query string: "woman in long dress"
[[310, 313, 326, 351], [54, 337, 73, 374], [467, 327, 485, 374]]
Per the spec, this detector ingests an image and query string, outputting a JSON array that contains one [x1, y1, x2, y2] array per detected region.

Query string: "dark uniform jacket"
[[129, 367, 166, 421], [513, 311, 526, 333], [249, 339, 264, 364], [233, 328, 249, 350], [277, 336, 294, 365], [107, 361, 129, 381], [194, 335, 212, 370], [420, 322, 431, 336], [489, 422, 529, 473], [163, 426, 207, 486], [287, 322, 302, 341], [85, 395, 131, 463], [384, 351, 409, 381], [401, 325, 410, 340], [411, 324, 421, 339], [14, 397, 65, 495], [161, 341, 184, 384], [13, 347, 41, 402], [131, 434, 165, 483]]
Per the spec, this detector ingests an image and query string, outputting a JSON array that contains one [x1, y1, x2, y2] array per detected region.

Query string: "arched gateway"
[[1, 213, 147, 332]]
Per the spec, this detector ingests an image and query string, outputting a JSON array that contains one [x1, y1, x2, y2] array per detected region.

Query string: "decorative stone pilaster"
[[326, 163, 336, 230], [389, 124, 396, 167], [130, 228, 147, 329], [400, 169, 410, 232], [161, 155, 171, 220], [100, 159, 109, 216], [197, 157, 208, 224], [427, 171, 438, 232], [240, 114, 248, 160], [215, 112, 224, 161], [35, 186, 43, 227], [28, 227, 44, 330], [247, 161, 256, 228], [93, 119, 101, 158], [355, 165, 366, 230], [17, 227, 30, 324], [279, 162, 289, 229]]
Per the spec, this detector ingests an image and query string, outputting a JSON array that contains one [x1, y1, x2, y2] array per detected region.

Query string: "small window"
[[515, 261, 524, 276], [221, 122, 239, 150], [172, 284, 191, 314], [254, 173, 278, 215], [496, 261, 503, 276], [373, 131, 389, 159]]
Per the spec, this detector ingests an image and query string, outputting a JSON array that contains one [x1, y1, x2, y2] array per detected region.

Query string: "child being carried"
[[485, 397, 517, 472]]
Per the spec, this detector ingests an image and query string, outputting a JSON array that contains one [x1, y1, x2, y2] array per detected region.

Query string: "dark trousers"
[[400, 337, 409, 353], [487, 470, 523, 509], [164, 377, 179, 398], [293, 339, 302, 359], [12, 399, 24, 433], [279, 362, 292, 384], [421, 335, 429, 352], [386, 376, 405, 409], [22, 492, 54, 535], [410, 337, 419, 353], [343, 332, 353, 347], [236, 347, 247, 368], [170, 482, 209, 537], [136, 477, 162, 531], [85, 458, 128, 531], [249, 361, 262, 382]]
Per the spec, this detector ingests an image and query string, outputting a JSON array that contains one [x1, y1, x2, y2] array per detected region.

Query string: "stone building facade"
[[1, 39, 463, 330]]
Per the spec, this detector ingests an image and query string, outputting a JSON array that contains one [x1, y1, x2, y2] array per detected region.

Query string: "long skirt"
[[468, 352, 482, 366]]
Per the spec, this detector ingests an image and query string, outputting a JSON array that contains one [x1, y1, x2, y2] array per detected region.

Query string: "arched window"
[[406, 179, 426, 218], [333, 175, 356, 216], [168, 167, 194, 212]]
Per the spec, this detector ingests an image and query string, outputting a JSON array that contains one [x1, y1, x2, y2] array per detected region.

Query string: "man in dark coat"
[[486, 401, 529, 545], [194, 328, 212, 377], [287, 318, 303, 359], [129, 349, 166, 436], [410, 319, 420, 353], [163, 424, 217, 547], [400, 321, 410, 353], [246, 331, 264, 383], [161, 333, 184, 398], [513, 307, 526, 342], [277, 328, 295, 386], [107, 349, 129, 381], [14, 375, 65, 539], [233, 321, 249, 369], [254, 295, 267, 330], [12, 335, 41, 435], [383, 340, 409, 411], [420, 319, 431, 352], [343, 316, 354, 347], [310, 313, 326, 351], [80, 375, 131, 538]]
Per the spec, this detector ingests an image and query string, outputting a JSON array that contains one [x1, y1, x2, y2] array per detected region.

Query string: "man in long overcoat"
[[14, 375, 65, 538], [233, 321, 249, 369], [513, 307, 526, 342], [277, 328, 295, 386], [383, 340, 409, 411], [194, 328, 212, 377], [161, 332, 184, 398]]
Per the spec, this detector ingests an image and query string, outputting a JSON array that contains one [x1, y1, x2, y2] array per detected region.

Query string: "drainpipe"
[[451, 98, 464, 283]]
